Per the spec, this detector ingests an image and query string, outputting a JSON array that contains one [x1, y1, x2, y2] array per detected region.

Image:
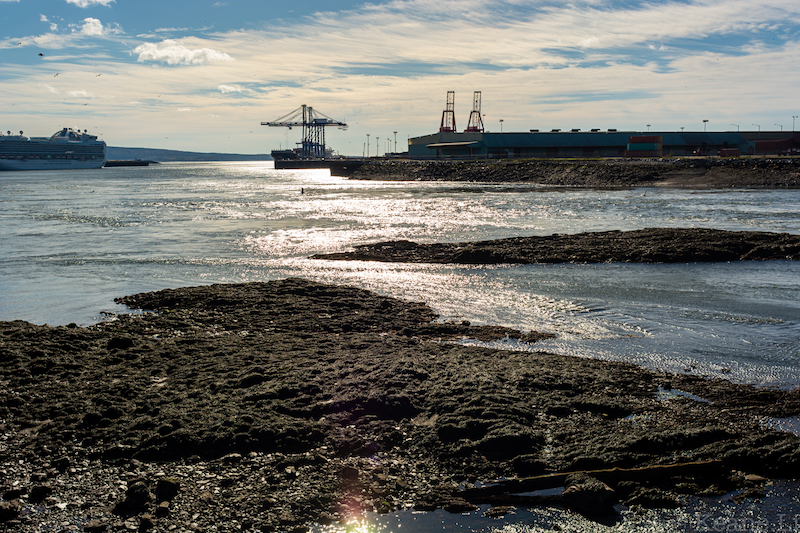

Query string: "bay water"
[[2, 161, 800, 530]]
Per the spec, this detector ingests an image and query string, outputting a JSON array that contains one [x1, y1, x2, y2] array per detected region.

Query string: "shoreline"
[[345, 158, 800, 188], [2, 279, 799, 531]]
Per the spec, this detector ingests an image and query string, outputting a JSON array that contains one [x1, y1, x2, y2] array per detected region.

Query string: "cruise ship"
[[0, 128, 107, 171]]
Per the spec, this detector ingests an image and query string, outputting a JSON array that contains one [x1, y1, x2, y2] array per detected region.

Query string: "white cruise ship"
[[0, 128, 107, 171]]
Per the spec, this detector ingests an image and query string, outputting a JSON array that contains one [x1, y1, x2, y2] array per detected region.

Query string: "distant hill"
[[107, 147, 272, 162]]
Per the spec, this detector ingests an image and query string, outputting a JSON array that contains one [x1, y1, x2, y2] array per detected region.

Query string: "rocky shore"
[[2, 278, 800, 531], [346, 158, 800, 188], [312, 228, 800, 264]]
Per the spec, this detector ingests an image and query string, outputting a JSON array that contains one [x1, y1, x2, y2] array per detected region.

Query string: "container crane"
[[439, 91, 456, 133], [261, 105, 347, 159], [465, 91, 484, 133]]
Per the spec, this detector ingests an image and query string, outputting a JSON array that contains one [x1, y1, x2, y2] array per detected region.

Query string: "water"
[[2, 161, 798, 389], [2, 161, 800, 529]]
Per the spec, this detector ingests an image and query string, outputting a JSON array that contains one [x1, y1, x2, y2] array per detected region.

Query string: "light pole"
[[793, 116, 798, 132], [775, 124, 783, 132], [702, 119, 709, 132], [393, 131, 397, 154], [499, 119, 504, 133], [680, 127, 685, 132], [376, 137, 379, 157], [366, 134, 370, 157], [731, 124, 739, 132], [752, 124, 760, 132], [646, 124, 651, 132]]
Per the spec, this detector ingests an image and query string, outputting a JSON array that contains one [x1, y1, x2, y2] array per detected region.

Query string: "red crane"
[[465, 91, 484, 133], [439, 91, 456, 133]]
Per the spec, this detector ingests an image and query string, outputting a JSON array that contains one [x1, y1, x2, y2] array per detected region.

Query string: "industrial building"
[[409, 130, 800, 159], [408, 91, 800, 159]]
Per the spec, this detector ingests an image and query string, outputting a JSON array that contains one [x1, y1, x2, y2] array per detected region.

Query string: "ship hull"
[[0, 158, 106, 171]]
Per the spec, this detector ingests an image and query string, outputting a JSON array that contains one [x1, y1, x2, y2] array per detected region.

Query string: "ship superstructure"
[[0, 128, 107, 171]]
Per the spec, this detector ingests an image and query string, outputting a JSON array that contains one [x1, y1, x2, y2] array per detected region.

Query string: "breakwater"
[[343, 158, 800, 187]]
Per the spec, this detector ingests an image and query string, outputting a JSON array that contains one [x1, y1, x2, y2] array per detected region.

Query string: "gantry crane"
[[261, 105, 347, 159], [439, 91, 456, 133], [465, 91, 484, 133]]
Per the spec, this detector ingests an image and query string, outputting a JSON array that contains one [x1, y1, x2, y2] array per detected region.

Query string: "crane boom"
[[261, 105, 347, 159]]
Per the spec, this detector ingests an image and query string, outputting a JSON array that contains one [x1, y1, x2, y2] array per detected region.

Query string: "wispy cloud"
[[133, 39, 235, 65], [65, 0, 115, 7], [3, 0, 799, 153]]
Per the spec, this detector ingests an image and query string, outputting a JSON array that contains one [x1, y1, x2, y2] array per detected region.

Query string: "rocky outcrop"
[[312, 228, 800, 264], [1, 279, 799, 531]]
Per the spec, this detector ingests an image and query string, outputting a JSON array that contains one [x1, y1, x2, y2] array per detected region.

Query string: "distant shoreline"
[[106, 146, 272, 162], [346, 157, 800, 188]]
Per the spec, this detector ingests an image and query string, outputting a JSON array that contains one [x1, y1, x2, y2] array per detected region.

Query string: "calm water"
[[2, 161, 800, 529]]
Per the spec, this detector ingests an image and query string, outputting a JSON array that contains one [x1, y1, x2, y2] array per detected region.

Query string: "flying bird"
[[38, 53, 44, 57], [54, 73, 59, 77]]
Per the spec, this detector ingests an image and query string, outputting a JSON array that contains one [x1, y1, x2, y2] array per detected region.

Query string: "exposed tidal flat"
[[3, 279, 800, 532]]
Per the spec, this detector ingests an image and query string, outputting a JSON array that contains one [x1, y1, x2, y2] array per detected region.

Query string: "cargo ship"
[[0, 128, 107, 171]]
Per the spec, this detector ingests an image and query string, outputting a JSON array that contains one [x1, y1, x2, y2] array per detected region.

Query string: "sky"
[[1, 0, 799, 155]]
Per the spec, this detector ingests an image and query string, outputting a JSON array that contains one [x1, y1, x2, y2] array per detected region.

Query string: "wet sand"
[[2, 278, 800, 531]]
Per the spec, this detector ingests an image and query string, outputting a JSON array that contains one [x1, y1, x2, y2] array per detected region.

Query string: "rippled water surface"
[[1, 161, 799, 389], [2, 161, 800, 530]]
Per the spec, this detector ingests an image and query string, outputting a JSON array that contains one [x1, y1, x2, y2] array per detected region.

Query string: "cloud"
[[134, 40, 235, 65], [216, 84, 254, 94], [78, 17, 106, 36], [178, 108, 192, 112], [65, 0, 115, 7], [68, 89, 96, 98]]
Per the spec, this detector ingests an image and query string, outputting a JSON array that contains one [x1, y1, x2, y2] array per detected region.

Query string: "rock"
[[83, 518, 109, 532], [155, 478, 180, 501], [484, 506, 516, 517], [562, 474, 618, 516], [443, 499, 478, 513], [139, 514, 156, 530], [625, 487, 682, 508], [29, 484, 54, 503], [0, 500, 21, 522], [126, 482, 153, 506], [220, 452, 243, 464], [154, 501, 170, 518]]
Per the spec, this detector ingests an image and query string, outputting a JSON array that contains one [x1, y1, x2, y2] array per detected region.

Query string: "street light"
[[775, 124, 783, 132], [646, 124, 651, 132], [500, 119, 504, 133], [731, 124, 739, 132], [752, 124, 760, 132], [393, 131, 397, 154], [366, 134, 370, 157], [376, 137, 379, 157], [794, 116, 798, 132], [702, 119, 709, 132]]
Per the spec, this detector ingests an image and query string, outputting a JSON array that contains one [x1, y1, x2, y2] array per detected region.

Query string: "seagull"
[[96, 74, 102, 77], [54, 73, 59, 77]]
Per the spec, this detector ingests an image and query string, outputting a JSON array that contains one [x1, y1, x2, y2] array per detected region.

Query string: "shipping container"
[[629, 135, 663, 144], [626, 143, 660, 151]]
